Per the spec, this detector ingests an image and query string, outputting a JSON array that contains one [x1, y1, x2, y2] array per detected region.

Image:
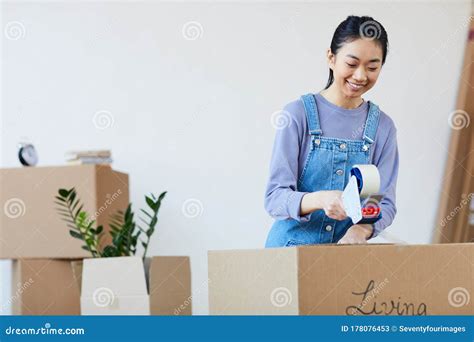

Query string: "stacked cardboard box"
[[1, 165, 192, 315], [209, 243, 473, 315]]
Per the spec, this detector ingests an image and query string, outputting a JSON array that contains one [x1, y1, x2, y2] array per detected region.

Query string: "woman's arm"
[[338, 224, 374, 244], [301, 191, 347, 220], [370, 121, 399, 238], [264, 102, 311, 222], [264, 101, 349, 222]]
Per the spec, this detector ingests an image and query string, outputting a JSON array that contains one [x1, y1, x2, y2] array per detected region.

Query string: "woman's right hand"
[[316, 190, 347, 220], [301, 190, 348, 220]]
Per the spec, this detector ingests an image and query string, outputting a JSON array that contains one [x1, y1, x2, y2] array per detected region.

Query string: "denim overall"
[[265, 93, 381, 247]]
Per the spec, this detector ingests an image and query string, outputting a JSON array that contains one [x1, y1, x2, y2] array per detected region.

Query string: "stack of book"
[[66, 150, 113, 165]]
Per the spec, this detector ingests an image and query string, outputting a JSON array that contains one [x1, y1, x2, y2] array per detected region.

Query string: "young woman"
[[264, 15, 398, 247]]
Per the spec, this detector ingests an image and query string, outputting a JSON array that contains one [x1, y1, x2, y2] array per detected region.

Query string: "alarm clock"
[[18, 143, 38, 166]]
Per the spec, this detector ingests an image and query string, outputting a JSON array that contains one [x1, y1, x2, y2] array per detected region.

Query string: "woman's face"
[[327, 38, 384, 98]]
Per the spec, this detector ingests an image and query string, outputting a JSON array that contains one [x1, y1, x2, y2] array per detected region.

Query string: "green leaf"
[[67, 224, 79, 231], [62, 218, 76, 226], [74, 205, 84, 219], [102, 245, 118, 257], [138, 217, 150, 227], [113, 235, 123, 246], [55, 196, 67, 203], [68, 191, 76, 204], [140, 208, 153, 219], [156, 191, 167, 205], [69, 230, 83, 240], [145, 196, 155, 210], [55, 208, 70, 215], [109, 223, 121, 232], [71, 200, 80, 213], [124, 204, 132, 218], [154, 191, 167, 211], [96, 225, 103, 234], [58, 189, 70, 197]]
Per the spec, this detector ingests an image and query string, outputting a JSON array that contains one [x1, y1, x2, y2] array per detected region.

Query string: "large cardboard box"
[[0, 165, 129, 258], [80, 256, 191, 315], [10, 259, 81, 315], [208, 243, 473, 315]]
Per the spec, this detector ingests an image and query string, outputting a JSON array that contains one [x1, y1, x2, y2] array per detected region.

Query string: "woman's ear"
[[326, 48, 335, 70]]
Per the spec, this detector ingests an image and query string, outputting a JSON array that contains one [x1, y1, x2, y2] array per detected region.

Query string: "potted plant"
[[55, 187, 166, 260], [53, 188, 191, 316]]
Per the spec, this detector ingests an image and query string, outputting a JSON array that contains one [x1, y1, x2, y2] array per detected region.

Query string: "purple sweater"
[[264, 93, 399, 238]]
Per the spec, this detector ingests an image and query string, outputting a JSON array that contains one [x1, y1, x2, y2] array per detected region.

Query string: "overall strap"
[[301, 94, 322, 138], [362, 101, 381, 145]]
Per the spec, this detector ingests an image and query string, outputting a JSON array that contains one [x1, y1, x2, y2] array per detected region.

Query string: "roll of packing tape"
[[350, 164, 380, 197]]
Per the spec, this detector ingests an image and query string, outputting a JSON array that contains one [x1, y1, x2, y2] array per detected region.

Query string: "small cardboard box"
[[80, 256, 191, 315], [208, 243, 474, 315], [0, 165, 129, 258], [81, 256, 150, 315], [149, 256, 192, 315], [10, 259, 81, 315]]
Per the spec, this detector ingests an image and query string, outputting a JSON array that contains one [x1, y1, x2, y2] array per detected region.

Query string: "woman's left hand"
[[337, 224, 373, 244]]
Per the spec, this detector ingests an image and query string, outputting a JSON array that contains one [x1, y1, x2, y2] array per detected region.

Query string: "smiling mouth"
[[346, 81, 366, 90]]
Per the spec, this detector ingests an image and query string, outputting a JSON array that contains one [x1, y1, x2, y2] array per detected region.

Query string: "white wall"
[[1, 0, 471, 315]]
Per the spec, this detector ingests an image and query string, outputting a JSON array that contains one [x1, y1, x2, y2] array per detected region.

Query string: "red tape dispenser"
[[342, 165, 384, 225]]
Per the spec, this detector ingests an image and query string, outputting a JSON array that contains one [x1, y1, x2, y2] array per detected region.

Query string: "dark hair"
[[325, 15, 389, 89]]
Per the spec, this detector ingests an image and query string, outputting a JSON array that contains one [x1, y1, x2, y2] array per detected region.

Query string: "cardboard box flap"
[[149, 256, 191, 293], [208, 247, 299, 315], [81, 257, 147, 297]]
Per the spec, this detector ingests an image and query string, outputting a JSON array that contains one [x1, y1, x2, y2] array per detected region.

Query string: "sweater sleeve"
[[370, 121, 399, 238], [264, 103, 312, 222]]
